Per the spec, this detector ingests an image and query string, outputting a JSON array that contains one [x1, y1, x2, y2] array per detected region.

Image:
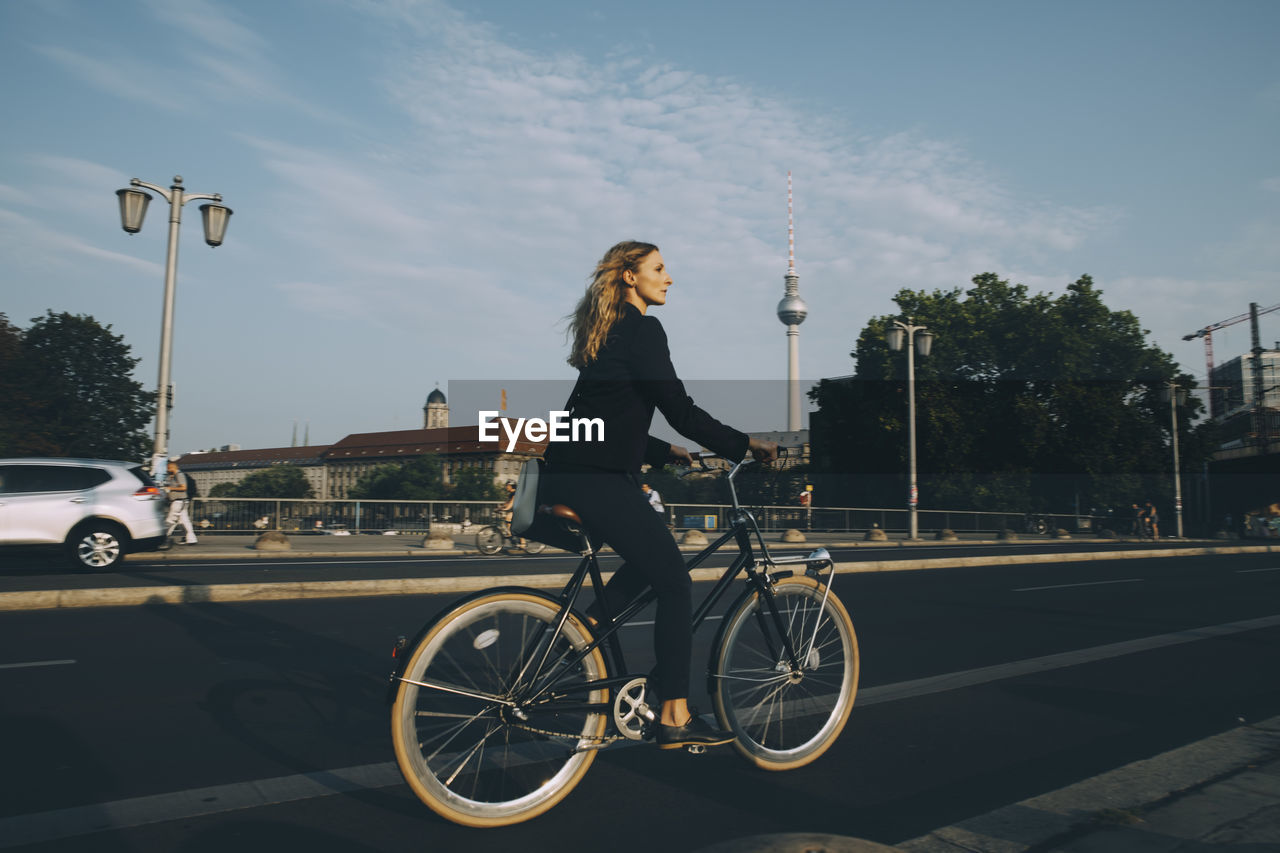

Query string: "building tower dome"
[[424, 386, 449, 429]]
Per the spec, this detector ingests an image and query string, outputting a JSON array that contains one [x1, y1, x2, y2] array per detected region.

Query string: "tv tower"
[[776, 171, 808, 430]]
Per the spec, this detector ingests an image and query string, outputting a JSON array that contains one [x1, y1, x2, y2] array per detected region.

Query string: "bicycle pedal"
[[686, 744, 707, 755]]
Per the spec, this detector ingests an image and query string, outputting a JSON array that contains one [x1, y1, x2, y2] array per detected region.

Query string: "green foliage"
[[349, 455, 447, 500], [0, 311, 154, 459], [451, 466, 503, 501], [221, 465, 315, 498], [811, 274, 1208, 514], [208, 481, 239, 497]]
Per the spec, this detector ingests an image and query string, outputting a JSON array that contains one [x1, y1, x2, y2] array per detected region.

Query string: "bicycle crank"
[[612, 677, 657, 741]]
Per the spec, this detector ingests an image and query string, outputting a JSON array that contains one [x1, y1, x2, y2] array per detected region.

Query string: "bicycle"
[[388, 455, 859, 827], [1021, 512, 1050, 536], [474, 518, 546, 555]]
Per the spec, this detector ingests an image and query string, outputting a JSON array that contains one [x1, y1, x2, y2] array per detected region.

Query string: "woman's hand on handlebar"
[[667, 444, 695, 466], [748, 437, 779, 464]]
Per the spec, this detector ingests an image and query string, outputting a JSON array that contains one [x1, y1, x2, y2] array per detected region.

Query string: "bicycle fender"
[[704, 583, 761, 698]]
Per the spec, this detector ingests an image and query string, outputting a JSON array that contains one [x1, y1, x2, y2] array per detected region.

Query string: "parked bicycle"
[[388, 455, 859, 827], [1021, 512, 1050, 535], [474, 519, 546, 555]]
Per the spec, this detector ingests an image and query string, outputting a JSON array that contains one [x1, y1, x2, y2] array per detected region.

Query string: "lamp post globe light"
[[1160, 381, 1188, 538], [116, 175, 232, 474], [887, 318, 934, 540]]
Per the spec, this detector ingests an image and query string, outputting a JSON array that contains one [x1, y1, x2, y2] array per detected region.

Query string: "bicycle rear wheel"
[[391, 591, 607, 826], [710, 575, 858, 770], [475, 526, 503, 555], [521, 540, 546, 554]]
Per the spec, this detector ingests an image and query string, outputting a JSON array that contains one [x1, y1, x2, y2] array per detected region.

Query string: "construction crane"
[[1183, 301, 1280, 377], [1184, 302, 1280, 418]]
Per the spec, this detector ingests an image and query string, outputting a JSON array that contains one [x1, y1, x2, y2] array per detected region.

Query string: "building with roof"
[[180, 390, 549, 499], [323, 424, 544, 499], [180, 445, 331, 497]]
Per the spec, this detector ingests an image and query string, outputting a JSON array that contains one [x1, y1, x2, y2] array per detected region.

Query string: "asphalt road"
[[1, 551, 1278, 851]]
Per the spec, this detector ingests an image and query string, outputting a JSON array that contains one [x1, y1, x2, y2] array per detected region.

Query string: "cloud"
[[140, 0, 268, 56], [34, 45, 185, 112], [180, 0, 1112, 389], [0, 208, 159, 275]]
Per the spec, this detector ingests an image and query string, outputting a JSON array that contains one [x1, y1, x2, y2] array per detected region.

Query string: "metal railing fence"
[[187, 497, 1100, 535], [667, 504, 1097, 534]]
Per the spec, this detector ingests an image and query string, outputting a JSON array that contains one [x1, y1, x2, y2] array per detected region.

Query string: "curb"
[[121, 537, 1266, 562], [898, 714, 1280, 852], [3, 544, 1276, 612]]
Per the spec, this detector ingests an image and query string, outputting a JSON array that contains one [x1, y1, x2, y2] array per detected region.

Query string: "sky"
[[2, 0, 1278, 456]]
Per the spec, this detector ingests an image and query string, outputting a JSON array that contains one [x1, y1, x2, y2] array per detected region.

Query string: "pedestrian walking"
[[162, 458, 198, 545]]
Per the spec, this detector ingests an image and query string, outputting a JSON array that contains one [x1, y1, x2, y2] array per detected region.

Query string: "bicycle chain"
[[504, 714, 628, 746]]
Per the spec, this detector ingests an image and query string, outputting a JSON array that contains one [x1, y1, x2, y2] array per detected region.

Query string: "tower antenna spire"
[[787, 170, 796, 275]]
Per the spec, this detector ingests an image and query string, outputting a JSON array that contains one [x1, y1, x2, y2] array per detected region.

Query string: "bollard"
[[254, 531, 291, 551]]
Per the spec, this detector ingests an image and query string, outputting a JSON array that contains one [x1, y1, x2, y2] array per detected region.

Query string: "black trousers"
[[542, 463, 691, 702]]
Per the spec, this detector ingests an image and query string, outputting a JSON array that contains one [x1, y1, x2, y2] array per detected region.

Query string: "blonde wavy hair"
[[567, 240, 659, 368]]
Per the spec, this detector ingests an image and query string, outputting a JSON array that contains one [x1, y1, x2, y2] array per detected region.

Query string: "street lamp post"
[[1161, 381, 1187, 538], [116, 175, 232, 472], [887, 318, 934, 540]]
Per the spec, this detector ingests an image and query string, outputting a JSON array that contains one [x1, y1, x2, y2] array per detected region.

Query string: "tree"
[[0, 314, 55, 456], [224, 465, 315, 498], [0, 311, 155, 459], [810, 274, 1207, 515], [450, 466, 502, 502], [209, 482, 239, 497], [349, 456, 447, 500]]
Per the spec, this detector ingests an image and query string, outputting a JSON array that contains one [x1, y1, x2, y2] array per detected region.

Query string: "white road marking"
[[1014, 578, 1144, 592], [1237, 566, 1280, 574], [3, 612, 1278, 847], [0, 659, 75, 670]]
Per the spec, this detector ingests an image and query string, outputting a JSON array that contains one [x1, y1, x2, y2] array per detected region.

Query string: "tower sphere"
[[777, 292, 808, 326]]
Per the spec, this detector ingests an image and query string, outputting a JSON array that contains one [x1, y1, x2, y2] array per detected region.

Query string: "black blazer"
[[545, 303, 749, 473]]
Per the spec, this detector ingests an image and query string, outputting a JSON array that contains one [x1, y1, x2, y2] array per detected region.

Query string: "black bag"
[[184, 473, 199, 499], [509, 377, 587, 553], [511, 459, 587, 554]]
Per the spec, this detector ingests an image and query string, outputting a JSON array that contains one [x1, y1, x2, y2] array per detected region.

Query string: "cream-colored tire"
[[391, 592, 607, 826]]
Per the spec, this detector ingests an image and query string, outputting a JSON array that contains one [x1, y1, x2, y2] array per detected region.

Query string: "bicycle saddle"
[[540, 504, 583, 525]]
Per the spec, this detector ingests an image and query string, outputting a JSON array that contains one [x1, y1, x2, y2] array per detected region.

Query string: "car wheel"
[[67, 523, 128, 570]]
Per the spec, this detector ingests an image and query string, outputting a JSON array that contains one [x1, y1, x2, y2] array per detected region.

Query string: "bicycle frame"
[[514, 459, 836, 716]]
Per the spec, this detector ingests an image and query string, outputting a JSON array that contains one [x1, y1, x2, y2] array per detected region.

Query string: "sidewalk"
[[899, 714, 1280, 852], [126, 530, 1250, 561]]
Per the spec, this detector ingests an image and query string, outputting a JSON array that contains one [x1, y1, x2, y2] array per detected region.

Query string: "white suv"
[[0, 458, 168, 569]]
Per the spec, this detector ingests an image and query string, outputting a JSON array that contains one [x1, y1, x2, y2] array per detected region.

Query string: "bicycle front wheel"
[[710, 575, 858, 770], [391, 591, 608, 827], [521, 540, 546, 555], [475, 526, 503, 555]]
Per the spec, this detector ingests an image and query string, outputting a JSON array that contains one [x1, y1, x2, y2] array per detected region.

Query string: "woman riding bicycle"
[[542, 240, 777, 751]]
